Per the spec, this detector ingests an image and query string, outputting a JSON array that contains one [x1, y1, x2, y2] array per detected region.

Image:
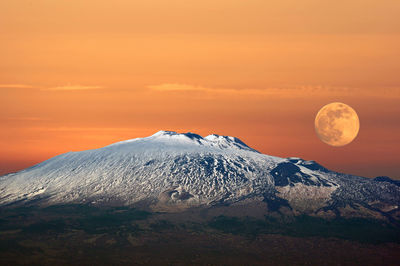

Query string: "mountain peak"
[[106, 131, 258, 153], [152, 130, 203, 140], [148, 130, 258, 153], [0, 130, 399, 223], [152, 130, 181, 137]]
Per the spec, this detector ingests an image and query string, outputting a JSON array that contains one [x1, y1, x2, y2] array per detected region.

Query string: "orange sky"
[[1, 0, 399, 179]]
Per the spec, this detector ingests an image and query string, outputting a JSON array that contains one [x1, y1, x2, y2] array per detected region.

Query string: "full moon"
[[315, 102, 360, 147]]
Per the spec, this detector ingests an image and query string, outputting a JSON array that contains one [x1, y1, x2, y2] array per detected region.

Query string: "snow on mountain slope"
[[0, 131, 399, 220], [0, 131, 279, 205]]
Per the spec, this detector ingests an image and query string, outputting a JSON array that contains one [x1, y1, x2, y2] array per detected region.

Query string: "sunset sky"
[[1, 0, 399, 179]]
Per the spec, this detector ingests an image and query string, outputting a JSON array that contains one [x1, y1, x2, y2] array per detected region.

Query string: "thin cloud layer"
[[6, 117, 49, 121], [148, 83, 207, 92], [43, 85, 104, 91], [148, 83, 400, 99], [0, 84, 34, 89], [27, 127, 138, 132], [148, 83, 281, 94], [0, 84, 105, 91]]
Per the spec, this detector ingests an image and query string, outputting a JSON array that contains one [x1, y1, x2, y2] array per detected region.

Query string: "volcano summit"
[[0, 131, 399, 221]]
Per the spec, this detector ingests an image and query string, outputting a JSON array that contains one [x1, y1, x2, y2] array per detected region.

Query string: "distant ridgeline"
[[0, 131, 399, 229]]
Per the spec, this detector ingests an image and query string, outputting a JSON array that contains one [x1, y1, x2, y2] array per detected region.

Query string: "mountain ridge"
[[0, 131, 399, 223]]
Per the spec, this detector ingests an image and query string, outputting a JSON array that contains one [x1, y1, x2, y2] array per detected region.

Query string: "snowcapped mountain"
[[0, 131, 399, 221]]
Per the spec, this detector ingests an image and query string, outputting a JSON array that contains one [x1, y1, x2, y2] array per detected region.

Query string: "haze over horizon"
[[1, 0, 399, 179]]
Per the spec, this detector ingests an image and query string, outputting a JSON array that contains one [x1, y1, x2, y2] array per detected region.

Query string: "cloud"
[[7, 117, 49, 121], [43, 85, 104, 91], [148, 83, 211, 92], [148, 83, 272, 94], [147, 83, 329, 97], [148, 83, 400, 99], [27, 127, 139, 132], [0, 84, 34, 89], [0, 84, 105, 91]]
